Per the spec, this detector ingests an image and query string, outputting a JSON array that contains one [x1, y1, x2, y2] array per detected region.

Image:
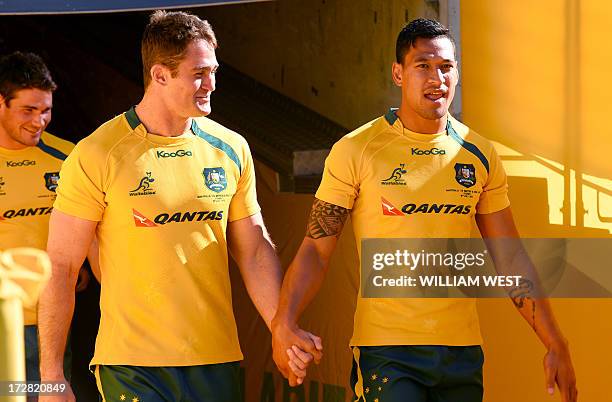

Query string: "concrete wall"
[[202, 0, 438, 130]]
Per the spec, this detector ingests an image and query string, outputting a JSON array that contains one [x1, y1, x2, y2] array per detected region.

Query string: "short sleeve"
[[53, 142, 106, 221], [476, 144, 510, 214], [228, 140, 261, 222], [315, 137, 360, 209]]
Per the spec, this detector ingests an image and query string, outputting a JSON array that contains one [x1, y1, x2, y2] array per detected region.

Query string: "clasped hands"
[[271, 319, 323, 386]]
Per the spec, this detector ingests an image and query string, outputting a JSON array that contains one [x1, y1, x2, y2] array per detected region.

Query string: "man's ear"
[[150, 64, 170, 86], [391, 62, 403, 87]]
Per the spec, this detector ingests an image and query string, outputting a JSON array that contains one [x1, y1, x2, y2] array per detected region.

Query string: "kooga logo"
[[6, 160, 36, 167], [411, 148, 446, 156], [156, 150, 192, 158]]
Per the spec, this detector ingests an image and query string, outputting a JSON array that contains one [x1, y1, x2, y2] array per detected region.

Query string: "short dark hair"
[[396, 18, 454, 64], [0, 51, 57, 105], [141, 10, 217, 88]]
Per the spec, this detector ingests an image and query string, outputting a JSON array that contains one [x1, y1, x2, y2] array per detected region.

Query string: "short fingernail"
[[547, 387, 554, 395]]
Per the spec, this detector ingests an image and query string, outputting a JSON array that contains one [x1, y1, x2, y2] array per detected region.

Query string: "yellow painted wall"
[[462, 1, 612, 401]]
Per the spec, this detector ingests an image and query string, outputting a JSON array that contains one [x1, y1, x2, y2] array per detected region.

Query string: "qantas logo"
[[381, 197, 404, 216], [132, 209, 224, 227], [132, 209, 157, 227], [1, 206, 53, 220], [380, 197, 472, 216]]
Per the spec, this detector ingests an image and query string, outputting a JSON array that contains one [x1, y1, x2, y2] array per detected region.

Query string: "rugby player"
[[0, 51, 95, 400], [272, 18, 577, 402], [38, 10, 316, 402]]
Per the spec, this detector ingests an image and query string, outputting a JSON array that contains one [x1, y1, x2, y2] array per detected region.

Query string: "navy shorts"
[[351, 345, 484, 402], [95, 362, 242, 402]]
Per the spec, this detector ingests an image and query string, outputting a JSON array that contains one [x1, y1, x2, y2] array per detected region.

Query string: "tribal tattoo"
[[306, 199, 349, 239], [509, 278, 536, 328]]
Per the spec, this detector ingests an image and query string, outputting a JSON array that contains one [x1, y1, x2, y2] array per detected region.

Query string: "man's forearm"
[[510, 279, 566, 348], [239, 239, 283, 329], [38, 268, 76, 379], [273, 240, 330, 327], [275, 199, 347, 326]]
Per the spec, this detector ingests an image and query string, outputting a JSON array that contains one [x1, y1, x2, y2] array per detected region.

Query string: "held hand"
[[544, 340, 577, 402], [272, 320, 323, 386], [286, 339, 324, 379]]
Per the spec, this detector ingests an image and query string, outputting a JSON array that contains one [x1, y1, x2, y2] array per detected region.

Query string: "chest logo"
[[381, 163, 407, 186], [381, 197, 404, 216], [0, 177, 5, 196], [129, 172, 156, 196], [132, 209, 157, 227], [203, 167, 227, 193], [6, 159, 35, 167], [44, 172, 60, 192], [454, 163, 476, 188], [411, 147, 446, 156], [156, 149, 192, 158]]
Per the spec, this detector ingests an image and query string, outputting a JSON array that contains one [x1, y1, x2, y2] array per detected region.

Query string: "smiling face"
[[163, 39, 218, 119], [392, 36, 458, 133], [0, 88, 52, 150]]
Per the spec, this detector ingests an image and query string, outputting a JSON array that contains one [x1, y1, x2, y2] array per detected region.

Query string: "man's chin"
[[193, 104, 211, 117], [419, 108, 448, 121], [24, 135, 41, 147]]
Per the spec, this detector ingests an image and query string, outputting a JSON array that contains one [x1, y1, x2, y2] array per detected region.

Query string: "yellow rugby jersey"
[[0, 132, 74, 325], [54, 107, 260, 366], [316, 109, 510, 346]]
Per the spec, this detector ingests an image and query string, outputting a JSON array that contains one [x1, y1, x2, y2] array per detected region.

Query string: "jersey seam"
[[102, 130, 140, 193], [357, 119, 394, 185], [192, 123, 243, 175], [365, 133, 411, 166], [36, 138, 69, 161], [448, 127, 491, 175]]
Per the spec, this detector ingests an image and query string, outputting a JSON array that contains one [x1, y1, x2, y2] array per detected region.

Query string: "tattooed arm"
[[271, 198, 349, 385], [477, 207, 577, 402]]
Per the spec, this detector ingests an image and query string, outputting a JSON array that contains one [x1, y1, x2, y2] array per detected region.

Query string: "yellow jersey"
[[54, 107, 260, 366], [316, 109, 510, 346], [0, 132, 74, 325]]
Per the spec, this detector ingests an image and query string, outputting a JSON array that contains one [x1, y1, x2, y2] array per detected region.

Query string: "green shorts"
[[95, 362, 241, 402], [351, 345, 484, 402]]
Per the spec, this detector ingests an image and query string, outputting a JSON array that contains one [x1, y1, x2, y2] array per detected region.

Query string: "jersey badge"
[[44, 172, 60, 192], [129, 172, 156, 196], [0, 176, 5, 196], [454, 163, 476, 188], [203, 167, 227, 193], [381, 163, 407, 186]]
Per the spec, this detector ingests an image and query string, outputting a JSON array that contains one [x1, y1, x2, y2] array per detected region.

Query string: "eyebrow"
[[21, 104, 52, 111], [191, 64, 219, 71], [413, 56, 456, 63]]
